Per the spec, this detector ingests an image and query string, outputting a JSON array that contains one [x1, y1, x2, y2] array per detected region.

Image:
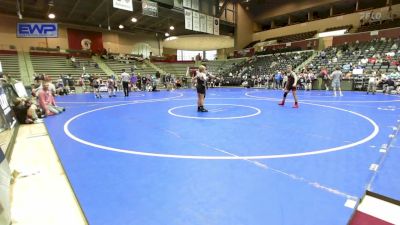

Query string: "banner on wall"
[[184, 9, 193, 30], [17, 23, 58, 38], [192, 11, 200, 31], [142, 0, 158, 17], [0, 61, 2, 73], [174, 0, 183, 8], [199, 13, 207, 33], [183, 0, 191, 8], [191, 0, 199, 10], [213, 18, 219, 35], [67, 29, 103, 53], [113, 0, 133, 11], [206, 15, 213, 34]]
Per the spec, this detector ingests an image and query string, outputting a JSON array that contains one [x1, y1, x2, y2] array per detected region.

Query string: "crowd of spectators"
[[308, 38, 400, 93]]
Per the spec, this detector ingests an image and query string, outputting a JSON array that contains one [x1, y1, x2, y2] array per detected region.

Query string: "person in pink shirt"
[[38, 82, 65, 116]]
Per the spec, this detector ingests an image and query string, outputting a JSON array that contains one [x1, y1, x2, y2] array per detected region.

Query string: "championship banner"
[[206, 15, 213, 34], [192, 11, 200, 31], [184, 9, 193, 30], [199, 13, 207, 33], [183, 0, 191, 8], [191, 0, 199, 10], [213, 18, 220, 35], [113, 0, 133, 11], [142, 0, 158, 17], [174, 0, 183, 8]]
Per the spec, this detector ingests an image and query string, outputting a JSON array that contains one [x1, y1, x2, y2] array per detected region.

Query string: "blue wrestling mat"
[[44, 88, 400, 225]]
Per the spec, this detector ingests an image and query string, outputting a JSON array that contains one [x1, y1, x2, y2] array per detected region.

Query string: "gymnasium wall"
[[0, 13, 161, 55], [252, 4, 400, 42], [254, 0, 341, 22], [235, 3, 254, 50], [332, 27, 400, 45]]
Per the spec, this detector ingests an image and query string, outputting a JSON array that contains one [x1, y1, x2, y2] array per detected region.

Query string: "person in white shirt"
[[360, 57, 368, 64], [367, 72, 378, 95], [330, 67, 343, 97], [120, 69, 130, 97]]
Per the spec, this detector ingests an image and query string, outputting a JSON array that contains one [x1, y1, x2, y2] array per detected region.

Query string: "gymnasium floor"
[[44, 88, 400, 225]]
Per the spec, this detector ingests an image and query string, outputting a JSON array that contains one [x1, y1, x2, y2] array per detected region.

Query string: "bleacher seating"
[[256, 46, 302, 55], [153, 62, 194, 77], [211, 58, 247, 76], [264, 31, 317, 43], [30, 53, 104, 80], [0, 51, 21, 80], [104, 59, 157, 76], [250, 51, 313, 77], [325, 25, 353, 32], [217, 51, 313, 86], [309, 39, 400, 75]]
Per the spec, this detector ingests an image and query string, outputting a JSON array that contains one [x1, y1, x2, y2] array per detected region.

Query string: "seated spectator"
[[369, 46, 375, 51], [320, 51, 326, 59], [386, 51, 395, 57], [382, 59, 390, 66], [342, 63, 351, 72], [391, 43, 398, 50], [360, 57, 368, 64], [56, 78, 68, 96], [368, 57, 376, 64], [373, 53, 381, 59], [383, 78, 395, 94], [38, 83, 65, 116], [13, 98, 43, 124]]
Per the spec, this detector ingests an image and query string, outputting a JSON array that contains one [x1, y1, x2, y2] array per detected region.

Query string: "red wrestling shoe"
[[292, 103, 299, 108], [278, 101, 285, 106]]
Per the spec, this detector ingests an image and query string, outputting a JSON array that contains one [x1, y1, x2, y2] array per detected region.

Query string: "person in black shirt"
[[278, 65, 299, 108], [192, 65, 213, 112]]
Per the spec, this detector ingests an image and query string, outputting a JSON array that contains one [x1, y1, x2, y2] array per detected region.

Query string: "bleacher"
[[30, 53, 104, 80], [252, 51, 313, 76], [264, 31, 317, 43], [104, 59, 157, 76], [0, 50, 20, 80], [309, 39, 400, 75], [325, 25, 353, 32], [153, 62, 194, 77], [215, 58, 248, 75]]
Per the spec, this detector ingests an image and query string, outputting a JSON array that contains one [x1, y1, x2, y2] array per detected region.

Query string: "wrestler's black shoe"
[[199, 106, 208, 112]]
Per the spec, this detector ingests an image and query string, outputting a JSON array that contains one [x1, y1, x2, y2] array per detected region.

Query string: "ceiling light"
[[119, 24, 124, 29], [165, 32, 170, 37], [48, 13, 56, 19], [169, 26, 174, 30], [131, 17, 137, 23]]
